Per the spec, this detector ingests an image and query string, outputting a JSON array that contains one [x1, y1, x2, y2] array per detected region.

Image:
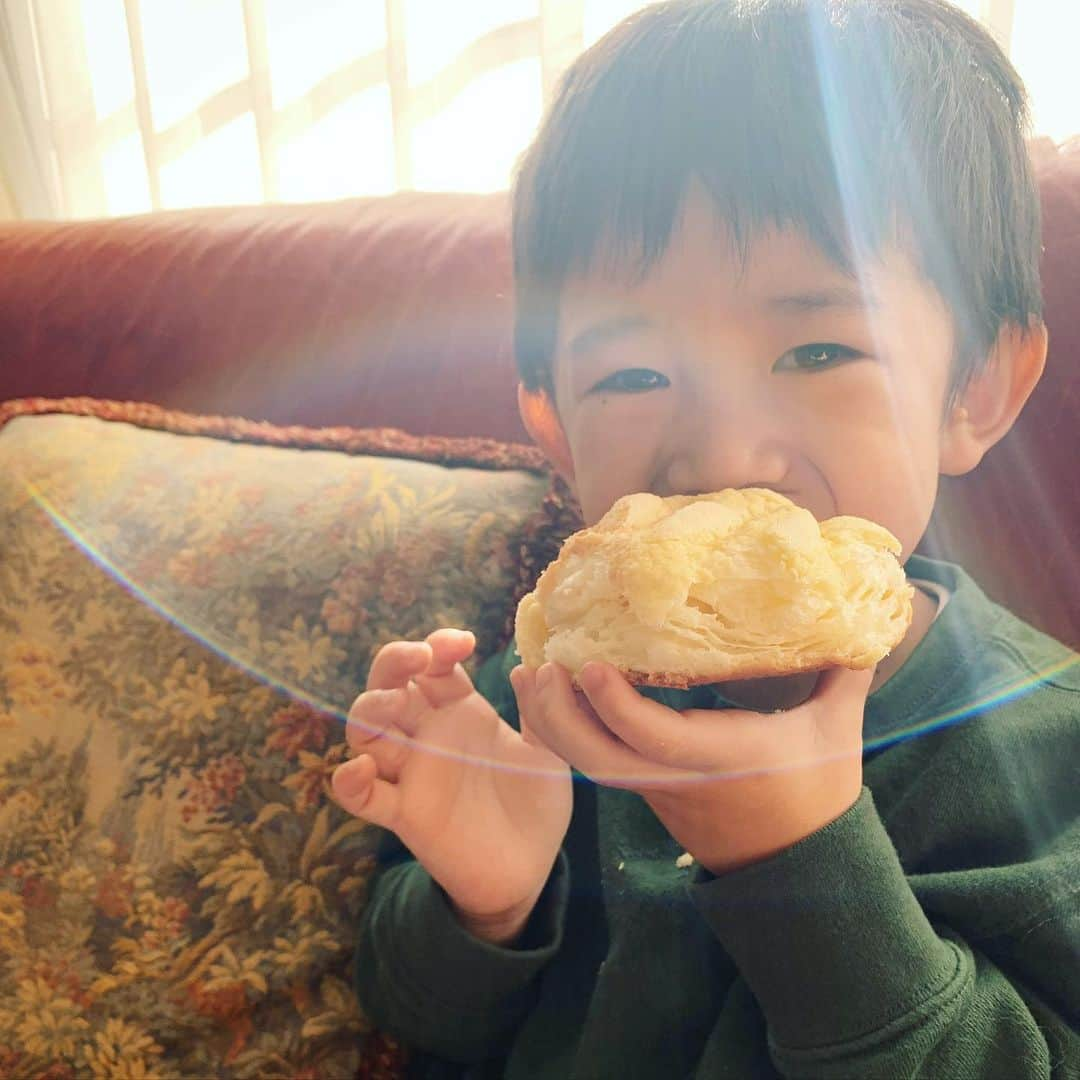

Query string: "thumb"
[[813, 664, 875, 704], [809, 665, 875, 743]]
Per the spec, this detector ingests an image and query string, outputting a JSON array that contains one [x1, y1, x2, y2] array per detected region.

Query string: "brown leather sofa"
[[1, 140, 1078, 647]]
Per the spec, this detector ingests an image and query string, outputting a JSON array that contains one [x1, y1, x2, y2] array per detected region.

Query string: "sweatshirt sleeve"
[[355, 846, 570, 1064], [689, 788, 1079, 1078]]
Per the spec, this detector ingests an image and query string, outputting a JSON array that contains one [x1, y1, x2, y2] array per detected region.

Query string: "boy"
[[332, 1, 1079, 1075]]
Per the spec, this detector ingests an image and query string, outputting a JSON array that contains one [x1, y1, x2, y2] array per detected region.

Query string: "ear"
[[939, 321, 1048, 477], [518, 383, 576, 483]]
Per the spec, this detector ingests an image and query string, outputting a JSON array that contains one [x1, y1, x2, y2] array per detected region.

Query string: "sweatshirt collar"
[[861, 555, 999, 747]]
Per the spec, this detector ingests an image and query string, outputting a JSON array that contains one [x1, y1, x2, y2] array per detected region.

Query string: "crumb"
[[617, 861, 625, 871], [675, 852, 694, 868]]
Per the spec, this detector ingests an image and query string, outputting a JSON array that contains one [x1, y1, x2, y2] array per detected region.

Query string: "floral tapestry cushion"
[[0, 399, 577, 1080]]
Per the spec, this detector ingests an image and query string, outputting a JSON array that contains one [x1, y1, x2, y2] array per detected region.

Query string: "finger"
[[347, 687, 409, 744], [510, 665, 546, 750], [349, 683, 424, 739], [414, 629, 477, 707], [661, 666, 873, 774], [366, 641, 432, 691], [578, 661, 718, 772], [509, 664, 534, 718], [331, 757, 402, 830], [580, 664, 810, 777], [530, 662, 683, 788], [345, 692, 413, 781], [424, 629, 476, 676], [508, 667, 573, 774]]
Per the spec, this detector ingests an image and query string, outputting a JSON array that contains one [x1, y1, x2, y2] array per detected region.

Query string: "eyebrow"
[[567, 315, 652, 358], [566, 286, 876, 358], [765, 286, 880, 312]]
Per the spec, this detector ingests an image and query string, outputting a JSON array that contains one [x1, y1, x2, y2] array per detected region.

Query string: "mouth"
[[643, 485, 833, 524], [656, 484, 801, 504]]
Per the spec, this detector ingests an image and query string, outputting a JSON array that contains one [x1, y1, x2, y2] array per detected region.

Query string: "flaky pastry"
[[515, 489, 914, 688]]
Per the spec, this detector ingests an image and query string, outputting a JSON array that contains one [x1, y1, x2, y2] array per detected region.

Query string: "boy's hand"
[[514, 660, 874, 875], [331, 630, 572, 945]]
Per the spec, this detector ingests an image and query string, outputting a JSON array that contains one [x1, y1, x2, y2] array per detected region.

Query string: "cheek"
[[566, 397, 670, 522], [814, 371, 945, 550], [873, 367, 946, 476], [841, 378, 937, 461]]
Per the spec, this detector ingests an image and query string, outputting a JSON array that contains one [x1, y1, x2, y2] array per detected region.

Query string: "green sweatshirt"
[[355, 557, 1080, 1078]]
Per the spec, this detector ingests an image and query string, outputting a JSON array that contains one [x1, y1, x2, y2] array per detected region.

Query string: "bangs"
[[518, 5, 880, 281], [512, 0, 1040, 392]]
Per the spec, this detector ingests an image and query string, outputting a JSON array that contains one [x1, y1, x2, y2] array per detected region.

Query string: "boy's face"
[[550, 185, 960, 558]]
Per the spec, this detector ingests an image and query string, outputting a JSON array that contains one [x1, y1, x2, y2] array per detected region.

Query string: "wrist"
[[450, 896, 539, 947], [694, 780, 863, 876]]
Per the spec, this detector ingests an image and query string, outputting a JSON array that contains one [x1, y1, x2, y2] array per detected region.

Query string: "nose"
[[659, 391, 792, 497]]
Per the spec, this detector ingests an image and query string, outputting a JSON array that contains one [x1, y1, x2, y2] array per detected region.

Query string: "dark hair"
[[512, 0, 1043, 402]]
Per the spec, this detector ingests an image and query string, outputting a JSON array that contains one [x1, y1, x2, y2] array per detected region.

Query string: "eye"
[[773, 343, 865, 372], [589, 368, 671, 394]]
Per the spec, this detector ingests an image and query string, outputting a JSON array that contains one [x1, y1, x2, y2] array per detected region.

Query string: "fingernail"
[[536, 664, 552, 691]]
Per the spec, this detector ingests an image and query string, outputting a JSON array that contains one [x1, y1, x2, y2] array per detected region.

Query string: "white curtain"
[[0, 0, 64, 216], [0, 0, 1075, 220]]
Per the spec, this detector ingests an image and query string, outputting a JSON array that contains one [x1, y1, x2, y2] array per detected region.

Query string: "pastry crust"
[[515, 489, 914, 688]]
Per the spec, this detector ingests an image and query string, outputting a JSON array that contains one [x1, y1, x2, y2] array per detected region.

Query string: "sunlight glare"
[[101, 133, 152, 215], [79, 0, 134, 121], [1010, 0, 1080, 141], [264, 0, 387, 110], [140, 0, 249, 132], [158, 113, 262, 209], [411, 58, 542, 192], [582, 0, 649, 46], [277, 89, 396, 202], [404, 0, 537, 86]]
